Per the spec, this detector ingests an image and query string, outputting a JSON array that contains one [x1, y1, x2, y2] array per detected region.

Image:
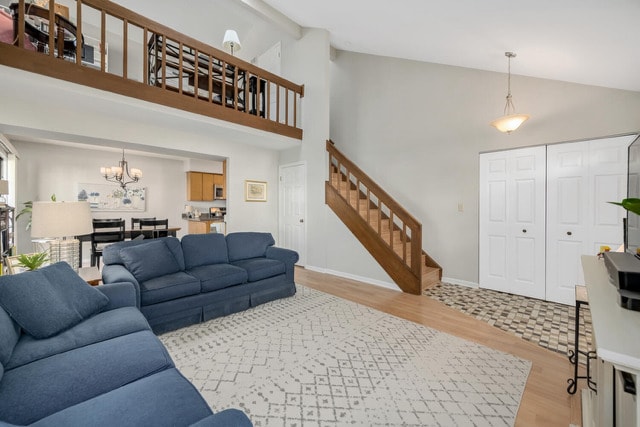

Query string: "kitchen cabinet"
[[186, 161, 226, 201], [213, 173, 225, 199], [187, 171, 215, 201], [188, 220, 225, 235]]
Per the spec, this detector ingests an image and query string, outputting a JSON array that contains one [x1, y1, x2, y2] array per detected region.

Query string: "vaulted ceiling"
[[261, 0, 640, 92]]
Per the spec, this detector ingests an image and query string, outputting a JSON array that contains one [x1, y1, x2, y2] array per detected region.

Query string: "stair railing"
[[3, 0, 304, 139], [326, 140, 422, 278]]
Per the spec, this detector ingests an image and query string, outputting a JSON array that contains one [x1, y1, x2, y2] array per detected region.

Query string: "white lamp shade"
[[490, 114, 530, 133], [0, 180, 8, 195], [31, 201, 93, 238], [223, 30, 242, 52]]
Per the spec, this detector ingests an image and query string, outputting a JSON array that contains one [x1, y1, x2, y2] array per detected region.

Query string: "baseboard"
[[304, 265, 400, 292], [441, 276, 479, 288]]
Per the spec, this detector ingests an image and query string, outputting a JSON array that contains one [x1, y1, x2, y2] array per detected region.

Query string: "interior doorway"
[[278, 161, 306, 266]]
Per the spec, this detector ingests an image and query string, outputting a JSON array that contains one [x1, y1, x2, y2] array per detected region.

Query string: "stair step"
[[421, 266, 441, 290]]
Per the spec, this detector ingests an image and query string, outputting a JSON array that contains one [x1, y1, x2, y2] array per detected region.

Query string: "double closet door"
[[480, 135, 633, 305]]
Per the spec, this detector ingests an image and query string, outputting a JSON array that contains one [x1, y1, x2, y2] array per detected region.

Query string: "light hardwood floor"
[[295, 267, 583, 427]]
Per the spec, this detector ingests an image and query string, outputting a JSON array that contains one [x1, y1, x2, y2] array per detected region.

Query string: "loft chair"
[[130, 217, 156, 240], [139, 218, 169, 239], [91, 218, 125, 268]]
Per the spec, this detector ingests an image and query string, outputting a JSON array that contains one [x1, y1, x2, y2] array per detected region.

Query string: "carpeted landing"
[[425, 283, 593, 358], [160, 285, 531, 426]]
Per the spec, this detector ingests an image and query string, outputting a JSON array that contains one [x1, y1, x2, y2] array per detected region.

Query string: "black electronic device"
[[602, 251, 640, 311]]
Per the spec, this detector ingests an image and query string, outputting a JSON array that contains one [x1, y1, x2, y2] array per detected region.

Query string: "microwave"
[[214, 185, 224, 199]]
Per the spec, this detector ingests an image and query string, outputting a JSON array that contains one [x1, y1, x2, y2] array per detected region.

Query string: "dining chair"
[[139, 218, 169, 239], [130, 217, 156, 240], [91, 218, 125, 268]]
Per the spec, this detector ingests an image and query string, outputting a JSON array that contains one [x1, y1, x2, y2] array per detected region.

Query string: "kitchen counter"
[[185, 216, 226, 234], [182, 213, 225, 222]]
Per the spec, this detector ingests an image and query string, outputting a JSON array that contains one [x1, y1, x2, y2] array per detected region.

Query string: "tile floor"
[[425, 283, 593, 358]]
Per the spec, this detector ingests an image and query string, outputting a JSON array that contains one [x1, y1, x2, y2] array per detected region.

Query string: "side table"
[[78, 266, 101, 286], [567, 284, 597, 394]]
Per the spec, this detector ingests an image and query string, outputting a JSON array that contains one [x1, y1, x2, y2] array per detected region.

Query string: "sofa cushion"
[[0, 262, 109, 339], [181, 233, 229, 269], [120, 239, 182, 283], [29, 369, 215, 427], [6, 307, 150, 370], [226, 232, 275, 262], [0, 307, 19, 366], [187, 264, 248, 293], [231, 258, 286, 282], [0, 330, 174, 425], [140, 272, 201, 306]]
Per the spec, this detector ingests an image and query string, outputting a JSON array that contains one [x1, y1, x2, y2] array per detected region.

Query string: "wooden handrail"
[[3, 0, 304, 140], [326, 140, 423, 278]]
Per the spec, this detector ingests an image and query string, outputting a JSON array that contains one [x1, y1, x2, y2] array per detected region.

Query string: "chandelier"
[[490, 52, 530, 134], [100, 149, 142, 189]]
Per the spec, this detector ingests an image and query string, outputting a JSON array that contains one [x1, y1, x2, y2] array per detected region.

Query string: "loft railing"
[[1, 0, 304, 139], [326, 140, 423, 285]]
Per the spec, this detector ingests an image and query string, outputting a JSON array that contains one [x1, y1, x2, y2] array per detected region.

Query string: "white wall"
[[329, 51, 640, 286], [12, 141, 185, 253], [279, 28, 331, 270], [0, 69, 283, 252]]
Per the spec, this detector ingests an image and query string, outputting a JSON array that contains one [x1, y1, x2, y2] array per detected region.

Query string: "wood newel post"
[[411, 226, 422, 276], [15, 0, 25, 49], [75, 0, 82, 64]]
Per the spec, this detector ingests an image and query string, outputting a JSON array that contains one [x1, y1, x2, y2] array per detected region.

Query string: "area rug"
[[159, 285, 531, 426]]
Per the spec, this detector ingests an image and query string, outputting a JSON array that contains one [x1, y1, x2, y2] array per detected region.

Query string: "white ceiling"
[[262, 0, 640, 92]]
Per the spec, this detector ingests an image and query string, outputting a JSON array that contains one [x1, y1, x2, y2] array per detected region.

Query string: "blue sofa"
[[101, 232, 299, 334], [0, 262, 252, 427]]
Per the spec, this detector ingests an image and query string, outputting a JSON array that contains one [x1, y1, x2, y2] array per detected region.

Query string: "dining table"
[[77, 226, 181, 268]]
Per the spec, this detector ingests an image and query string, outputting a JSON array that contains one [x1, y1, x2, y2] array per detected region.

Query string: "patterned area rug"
[[160, 285, 531, 427], [425, 283, 593, 358]]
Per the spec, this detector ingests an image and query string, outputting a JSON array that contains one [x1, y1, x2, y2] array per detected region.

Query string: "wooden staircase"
[[325, 140, 441, 295]]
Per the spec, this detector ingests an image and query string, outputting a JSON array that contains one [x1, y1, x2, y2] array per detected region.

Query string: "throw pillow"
[[0, 262, 109, 339], [119, 239, 181, 283]]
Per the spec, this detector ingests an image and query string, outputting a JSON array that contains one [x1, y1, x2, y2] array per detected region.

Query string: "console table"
[[581, 255, 640, 427]]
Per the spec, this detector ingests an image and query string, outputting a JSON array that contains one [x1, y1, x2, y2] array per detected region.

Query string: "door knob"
[[299, 219, 304, 223], [567, 231, 572, 236], [522, 229, 527, 233]]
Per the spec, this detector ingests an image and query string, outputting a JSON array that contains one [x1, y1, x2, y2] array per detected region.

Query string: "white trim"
[[441, 276, 479, 288], [279, 161, 307, 266], [304, 265, 400, 292]]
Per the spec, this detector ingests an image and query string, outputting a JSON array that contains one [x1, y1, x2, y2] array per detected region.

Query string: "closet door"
[[479, 146, 546, 299], [546, 136, 631, 305]]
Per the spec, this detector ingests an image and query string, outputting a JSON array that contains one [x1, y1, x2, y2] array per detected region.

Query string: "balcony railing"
[[0, 0, 304, 139]]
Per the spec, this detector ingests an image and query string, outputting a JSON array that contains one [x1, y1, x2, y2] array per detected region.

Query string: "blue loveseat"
[[101, 232, 299, 334], [0, 262, 252, 426]]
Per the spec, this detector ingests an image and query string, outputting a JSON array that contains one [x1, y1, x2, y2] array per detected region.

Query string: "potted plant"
[[15, 252, 49, 271], [609, 198, 640, 216]]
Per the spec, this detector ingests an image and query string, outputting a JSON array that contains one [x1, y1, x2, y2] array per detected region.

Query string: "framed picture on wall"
[[77, 183, 146, 212], [245, 180, 267, 202]]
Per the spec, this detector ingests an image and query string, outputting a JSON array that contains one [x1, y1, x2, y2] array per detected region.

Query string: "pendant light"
[[490, 52, 530, 134], [100, 149, 142, 189]]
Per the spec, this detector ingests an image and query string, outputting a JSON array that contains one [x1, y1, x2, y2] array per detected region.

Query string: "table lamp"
[[30, 201, 93, 270]]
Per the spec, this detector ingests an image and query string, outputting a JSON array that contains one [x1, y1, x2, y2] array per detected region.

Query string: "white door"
[[479, 146, 546, 299], [546, 136, 631, 304], [279, 162, 306, 266]]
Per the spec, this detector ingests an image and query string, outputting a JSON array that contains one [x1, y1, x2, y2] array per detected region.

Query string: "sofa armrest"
[[266, 246, 299, 264], [189, 409, 253, 427], [266, 246, 299, 283], [101, 265, 140, 307], [96, 282, 138, 310]]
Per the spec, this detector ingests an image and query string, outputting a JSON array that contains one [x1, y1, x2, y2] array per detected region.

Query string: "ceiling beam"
[[237, 0, 302, 40]]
